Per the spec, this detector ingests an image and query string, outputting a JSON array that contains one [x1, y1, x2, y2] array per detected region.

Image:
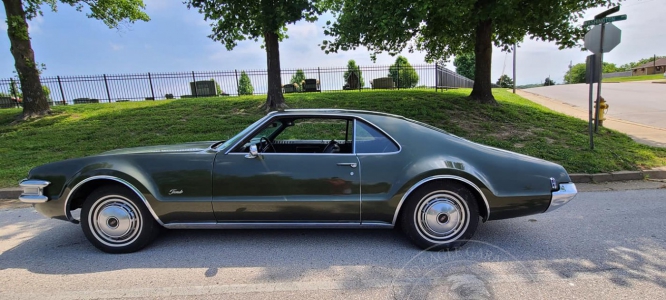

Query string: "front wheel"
[[400, 181, 480, 251], [81, 185, 160, 253]]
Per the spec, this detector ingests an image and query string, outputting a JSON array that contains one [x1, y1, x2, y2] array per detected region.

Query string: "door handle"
[[337, 162, 357, 168]]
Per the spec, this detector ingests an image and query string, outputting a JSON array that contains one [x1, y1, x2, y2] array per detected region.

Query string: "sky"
[[1, 0, 664, 86]]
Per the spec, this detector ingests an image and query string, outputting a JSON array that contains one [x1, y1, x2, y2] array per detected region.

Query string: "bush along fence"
[[0, 63, 473, 107]]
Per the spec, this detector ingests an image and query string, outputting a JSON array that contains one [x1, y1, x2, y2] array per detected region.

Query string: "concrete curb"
[[1, 169, 665, 199], [0, 188, 21, 199]]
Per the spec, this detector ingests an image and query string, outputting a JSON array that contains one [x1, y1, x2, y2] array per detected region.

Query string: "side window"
[[276, 118, 349, 141], [355, 121, 399, 153]]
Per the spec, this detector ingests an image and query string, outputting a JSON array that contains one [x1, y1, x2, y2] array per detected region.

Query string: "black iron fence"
[[0, 63, 473, 106]]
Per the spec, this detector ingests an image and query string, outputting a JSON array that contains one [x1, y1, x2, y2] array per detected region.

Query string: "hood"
[[100, 141, 217, 155]]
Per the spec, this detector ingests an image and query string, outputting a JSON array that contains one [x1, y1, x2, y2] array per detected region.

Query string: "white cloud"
[[27, 15, 44, 34], [0, 20, 6, 31], [110, 43, 124, 51], [286, 23, 317, 39]]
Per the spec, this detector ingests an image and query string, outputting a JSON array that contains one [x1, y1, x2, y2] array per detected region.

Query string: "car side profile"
[[19, 109, 577, 253]]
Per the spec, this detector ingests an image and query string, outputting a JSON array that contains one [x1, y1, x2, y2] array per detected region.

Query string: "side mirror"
[[245, 144, 260, 159]]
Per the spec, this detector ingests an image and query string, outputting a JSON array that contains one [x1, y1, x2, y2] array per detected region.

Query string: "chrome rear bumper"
[[545, 183, 577, 213]]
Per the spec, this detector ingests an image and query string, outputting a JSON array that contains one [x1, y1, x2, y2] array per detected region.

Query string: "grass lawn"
[[603, 73, 664, 82], [1, 89, 665, 188]]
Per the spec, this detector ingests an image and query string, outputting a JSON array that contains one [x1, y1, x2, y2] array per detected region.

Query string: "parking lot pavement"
[[1, 189, 665, 299]]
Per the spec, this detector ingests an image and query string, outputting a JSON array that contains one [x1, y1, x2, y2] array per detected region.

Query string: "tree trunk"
[[469, 19, 498, 105], [261, 31, 287, 112], [3, 0, 50, 118]]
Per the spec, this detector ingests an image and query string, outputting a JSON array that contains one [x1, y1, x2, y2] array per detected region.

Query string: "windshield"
[[215, 115, 271, 151]]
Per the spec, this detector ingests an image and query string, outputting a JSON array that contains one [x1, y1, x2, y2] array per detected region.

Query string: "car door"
[[353, 119, 403, 224], [211, 116, 361, 222]]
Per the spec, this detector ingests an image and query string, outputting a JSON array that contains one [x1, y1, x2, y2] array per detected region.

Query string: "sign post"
[[582, 6, 625, 145]]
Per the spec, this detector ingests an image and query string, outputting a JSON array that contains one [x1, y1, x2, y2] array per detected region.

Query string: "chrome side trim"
[[19, 179, 51, 203], [162, 221, 393, 229], [64, 175, 165, 226], [545, 183, 577, 213], [392, 175, 491, 225]]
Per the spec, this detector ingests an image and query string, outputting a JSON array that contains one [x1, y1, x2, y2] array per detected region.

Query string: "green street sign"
[[584, 14, 627, 26]]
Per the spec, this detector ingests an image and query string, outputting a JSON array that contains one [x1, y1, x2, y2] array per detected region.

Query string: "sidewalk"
[[516, 90, 666, 148]]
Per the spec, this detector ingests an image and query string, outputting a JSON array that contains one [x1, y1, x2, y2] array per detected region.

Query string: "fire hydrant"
[[595, 97, 609, 126]]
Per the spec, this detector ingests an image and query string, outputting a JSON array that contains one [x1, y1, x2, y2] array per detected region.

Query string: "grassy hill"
[[1, 89, 665, 188], [603, 74, 664, 82]]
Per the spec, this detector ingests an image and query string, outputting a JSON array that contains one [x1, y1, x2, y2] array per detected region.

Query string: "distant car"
[[20, 109, 577, 253]]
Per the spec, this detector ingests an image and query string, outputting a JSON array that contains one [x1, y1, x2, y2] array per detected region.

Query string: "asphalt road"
[[1, 189, 665, 299], [526, 82, 666, 129]]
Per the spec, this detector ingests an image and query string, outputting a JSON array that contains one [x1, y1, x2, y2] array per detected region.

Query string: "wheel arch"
[[392, 175, 490, 226], [64, 175, 164, 226]]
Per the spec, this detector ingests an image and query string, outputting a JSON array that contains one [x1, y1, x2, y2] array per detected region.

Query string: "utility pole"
[[512, 44, 517, 93]]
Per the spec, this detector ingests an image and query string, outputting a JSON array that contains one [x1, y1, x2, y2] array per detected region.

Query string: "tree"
[[2, 0, 149, 119], [453, 53, 475, 79], [322, 0, 621, 105], [564, 63, 586, 84], [290, 69, 306, 92], [618, 56, 666, 71], [496, 74, 513, 88], [238, 71, 254, 95], [388, 56, 419, 88], [564, 61, 623, 84], [544, 77, 556, 86], [342, 59, 364, 88], [41, 85, 50, 100], [187, 1, 323, 111]]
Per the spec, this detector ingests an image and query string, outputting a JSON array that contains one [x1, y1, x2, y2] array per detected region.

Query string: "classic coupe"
[[20, 109, 577, 253]]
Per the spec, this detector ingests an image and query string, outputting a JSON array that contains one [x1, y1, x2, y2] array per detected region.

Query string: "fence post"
[[435, 63, 438, 92], [103, 74, 111, 103], [148, 72, 155, 100], [234, 70, 239, 96], [358, 66, 362, 91], [191, 71, 198, 97], [57, 76, 66, 105], [9, 78, 19, 108], [397, 61, 400, 90], [318, 67, 322, 93]]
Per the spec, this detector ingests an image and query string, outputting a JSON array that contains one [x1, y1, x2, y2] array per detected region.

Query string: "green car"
[[19, 109, 577, 253]]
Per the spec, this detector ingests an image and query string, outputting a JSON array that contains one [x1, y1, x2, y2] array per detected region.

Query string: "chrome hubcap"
[[89, 196, 142, 247], [415, 191, 469, 242]]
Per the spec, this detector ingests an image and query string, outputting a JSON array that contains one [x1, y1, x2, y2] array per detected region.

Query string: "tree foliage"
[[322, 0, 621, 104], [238, 71, 254, 95], [388, 56, 419, 88], [496, 74, 513, 88], [453, 53, 475, 80], [290, 69, 306, 91], [618, 55, 666, 71], [342, 59, 364, 88], [564, 63, 586, 84], [3, 0, 149, 119], [211, 78, 224, 95], [564, 61, 624, 84], [544, 77, 556, 86], [186, 0, 324, 111]]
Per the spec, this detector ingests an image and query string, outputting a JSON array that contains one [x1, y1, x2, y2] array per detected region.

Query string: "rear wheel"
[[81, 185, 160, 253], [400, 181, 479, 251]]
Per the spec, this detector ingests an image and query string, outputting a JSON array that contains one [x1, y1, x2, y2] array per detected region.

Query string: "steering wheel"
[[260, 137, 276, 153], [322, 139, 339, 153]]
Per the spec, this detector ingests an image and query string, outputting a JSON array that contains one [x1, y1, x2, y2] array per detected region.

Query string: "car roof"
[[270, 109, 405, 120]]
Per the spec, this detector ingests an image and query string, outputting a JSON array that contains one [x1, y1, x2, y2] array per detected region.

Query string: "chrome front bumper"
[[545, 183, 577, 213], [18, 179, 51, 203]]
